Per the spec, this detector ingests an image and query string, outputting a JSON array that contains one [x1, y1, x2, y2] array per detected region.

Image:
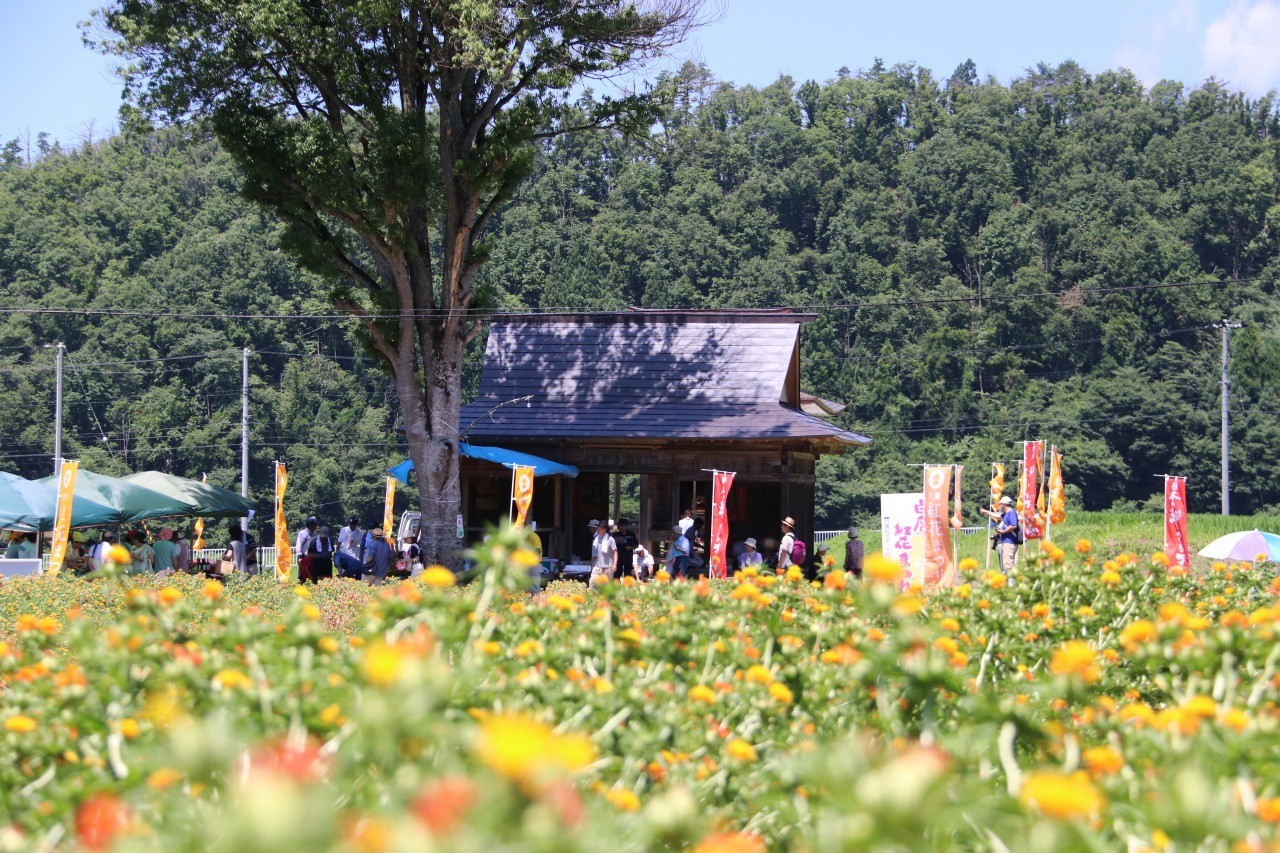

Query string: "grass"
[[822, 510, 1276, 571]]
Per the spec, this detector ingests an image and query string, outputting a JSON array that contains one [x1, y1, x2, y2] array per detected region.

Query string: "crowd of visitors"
[[581, 511, 866, 587]]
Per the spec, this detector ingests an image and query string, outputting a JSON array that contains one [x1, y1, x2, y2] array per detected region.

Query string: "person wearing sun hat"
[[362, 526, 394, 586], [993, 496, 1020, 570], [844, 526, 864, 579], [739, 537, 762, 569], [777, 516, 797, 570]]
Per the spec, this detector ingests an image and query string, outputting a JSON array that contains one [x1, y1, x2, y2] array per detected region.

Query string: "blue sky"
[[4, 0, 1280, 146]]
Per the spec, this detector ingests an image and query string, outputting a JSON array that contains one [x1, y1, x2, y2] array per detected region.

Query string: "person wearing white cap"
[[589, 519, 617, 588], [739, 537, 762, 569], [632, 543, 655, 582], [992, 495, 1021, 570]]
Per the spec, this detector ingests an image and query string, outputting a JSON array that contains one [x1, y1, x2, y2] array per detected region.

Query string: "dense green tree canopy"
[[2, 59, 1279, 534]]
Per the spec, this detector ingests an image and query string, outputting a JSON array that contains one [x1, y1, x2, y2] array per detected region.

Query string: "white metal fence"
[[193, 546, 284, 570]]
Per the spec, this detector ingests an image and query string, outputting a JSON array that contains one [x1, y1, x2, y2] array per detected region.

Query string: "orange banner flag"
[[47, 460, 79, 577], [989, 463, 1005, 510], [949, 465, 964, 529], [383, 477, 397, 544], [193, 473, 207, 550], [922, 464, 954, 585], [1020, 441, 1044, 540], [511, 466, 534, 528], [274, 462, 291, 583], [1048, 448, 1066, 525]]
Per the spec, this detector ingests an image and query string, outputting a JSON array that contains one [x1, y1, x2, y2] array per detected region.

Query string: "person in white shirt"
[[338, 516, 362, 559], [14, 534, 37, 560], [777, 516, 796, 569], [633, 544, 655, 582], [588, 519, 617, 587], [296, 516, 318, 579], [91, 530, 117, 571]]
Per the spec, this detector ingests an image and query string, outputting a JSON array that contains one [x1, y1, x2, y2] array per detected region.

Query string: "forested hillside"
[[2, 59, 1279, 526]]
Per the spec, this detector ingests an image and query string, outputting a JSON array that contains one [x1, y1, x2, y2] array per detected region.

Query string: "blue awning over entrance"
[[388, 442, 579, 484]]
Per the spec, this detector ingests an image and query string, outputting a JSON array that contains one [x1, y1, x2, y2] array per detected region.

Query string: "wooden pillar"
[[553, 476, 563, 561]]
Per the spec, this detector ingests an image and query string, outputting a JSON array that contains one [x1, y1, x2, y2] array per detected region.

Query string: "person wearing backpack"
[[994, 495, 1021, 570], [778, 516, 806, 572]]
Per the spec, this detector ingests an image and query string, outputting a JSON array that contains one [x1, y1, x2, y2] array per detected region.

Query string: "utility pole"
[[242, 347, 250, 533], [1211, 320, 1243, 516], [53, 342, 65, 476]]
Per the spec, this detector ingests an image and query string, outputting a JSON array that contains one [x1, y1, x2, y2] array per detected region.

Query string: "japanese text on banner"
[[48, 460, 79, 577], [880, 493, 924, 589], [1164, 476, 1190, 571], [710, 471, 735, 579], [922, 465, 954, 585], [511, 466, 534, 528]]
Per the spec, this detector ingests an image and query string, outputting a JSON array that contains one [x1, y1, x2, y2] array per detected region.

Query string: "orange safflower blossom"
[[1048, 641, 1101, 683]]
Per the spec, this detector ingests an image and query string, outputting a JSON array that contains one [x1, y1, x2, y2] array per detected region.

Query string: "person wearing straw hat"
[[739, 537, 762, 569], [777, 516, 797, 570], [362, 527, 394, 586]]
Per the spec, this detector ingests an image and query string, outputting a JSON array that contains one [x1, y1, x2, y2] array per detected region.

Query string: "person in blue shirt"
[[362, 527, 394, 586], [994, 495, 1020, 570]]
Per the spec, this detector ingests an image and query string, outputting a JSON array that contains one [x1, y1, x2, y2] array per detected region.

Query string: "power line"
[[0, 276, 1265, 321]]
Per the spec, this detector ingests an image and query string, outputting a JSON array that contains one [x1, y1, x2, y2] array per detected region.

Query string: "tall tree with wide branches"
[[94, 0, 703, 563]]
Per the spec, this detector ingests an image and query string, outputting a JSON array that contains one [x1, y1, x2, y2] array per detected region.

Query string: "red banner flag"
[[1020, 441, 1044, 540], [1164, 476, 1190, 571], [709, 470, 735, 579], [922, 465, 954, 585]]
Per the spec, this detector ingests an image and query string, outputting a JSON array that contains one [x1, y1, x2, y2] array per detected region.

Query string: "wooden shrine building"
[[456, 310, 870, 563]]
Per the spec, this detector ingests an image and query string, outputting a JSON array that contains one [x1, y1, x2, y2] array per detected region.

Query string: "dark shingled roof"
[[459, 312, 870, 446]]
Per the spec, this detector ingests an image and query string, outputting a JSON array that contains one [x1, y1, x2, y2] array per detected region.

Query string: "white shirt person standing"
[[589, 519, 617, 588], [777, 516, 797, 569]]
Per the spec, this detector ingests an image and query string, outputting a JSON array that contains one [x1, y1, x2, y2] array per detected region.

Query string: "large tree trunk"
[[392, 317, 466, 568]]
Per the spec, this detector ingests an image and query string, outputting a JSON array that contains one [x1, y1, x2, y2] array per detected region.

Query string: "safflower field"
[[2, 526, 1280, 851]]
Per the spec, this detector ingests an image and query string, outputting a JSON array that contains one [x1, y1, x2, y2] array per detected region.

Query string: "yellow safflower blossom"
[[1020, 770, 1106, 819], [1048, 641, 1100, 683], [3, 715, 37, 733], [475, 713, 595, 784]]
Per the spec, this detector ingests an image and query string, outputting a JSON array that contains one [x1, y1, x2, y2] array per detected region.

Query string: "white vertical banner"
[[880, 492, 925, 589]]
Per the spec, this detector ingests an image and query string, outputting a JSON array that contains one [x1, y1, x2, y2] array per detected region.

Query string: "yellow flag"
[[1048, 448, 1066, 525], [989, 463, 1005, 508], [193, 473, 207, 550], [511, 465, 534, 528], [274, 462, 291, 583], [383, 477, 396, 544], [48, 460, 79, 576]]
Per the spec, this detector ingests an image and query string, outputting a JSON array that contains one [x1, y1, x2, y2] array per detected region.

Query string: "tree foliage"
[[3, 58, 1279, 535], [92, 0, 703, 562]]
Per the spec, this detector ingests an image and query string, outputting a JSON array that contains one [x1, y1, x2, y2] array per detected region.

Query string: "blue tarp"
[[388, 442, 579, 484]]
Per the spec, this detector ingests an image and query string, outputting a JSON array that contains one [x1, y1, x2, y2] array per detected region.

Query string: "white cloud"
[[1203, 1, 1280, 93]]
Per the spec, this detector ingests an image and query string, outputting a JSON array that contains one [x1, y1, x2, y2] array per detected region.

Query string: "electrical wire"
[[0, 275, 1265, 320]]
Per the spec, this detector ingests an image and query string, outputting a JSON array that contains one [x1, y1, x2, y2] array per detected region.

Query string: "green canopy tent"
[[121, 471, 253, 518], [33, 470, 193, 525], [0, 471, 118, 532]]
